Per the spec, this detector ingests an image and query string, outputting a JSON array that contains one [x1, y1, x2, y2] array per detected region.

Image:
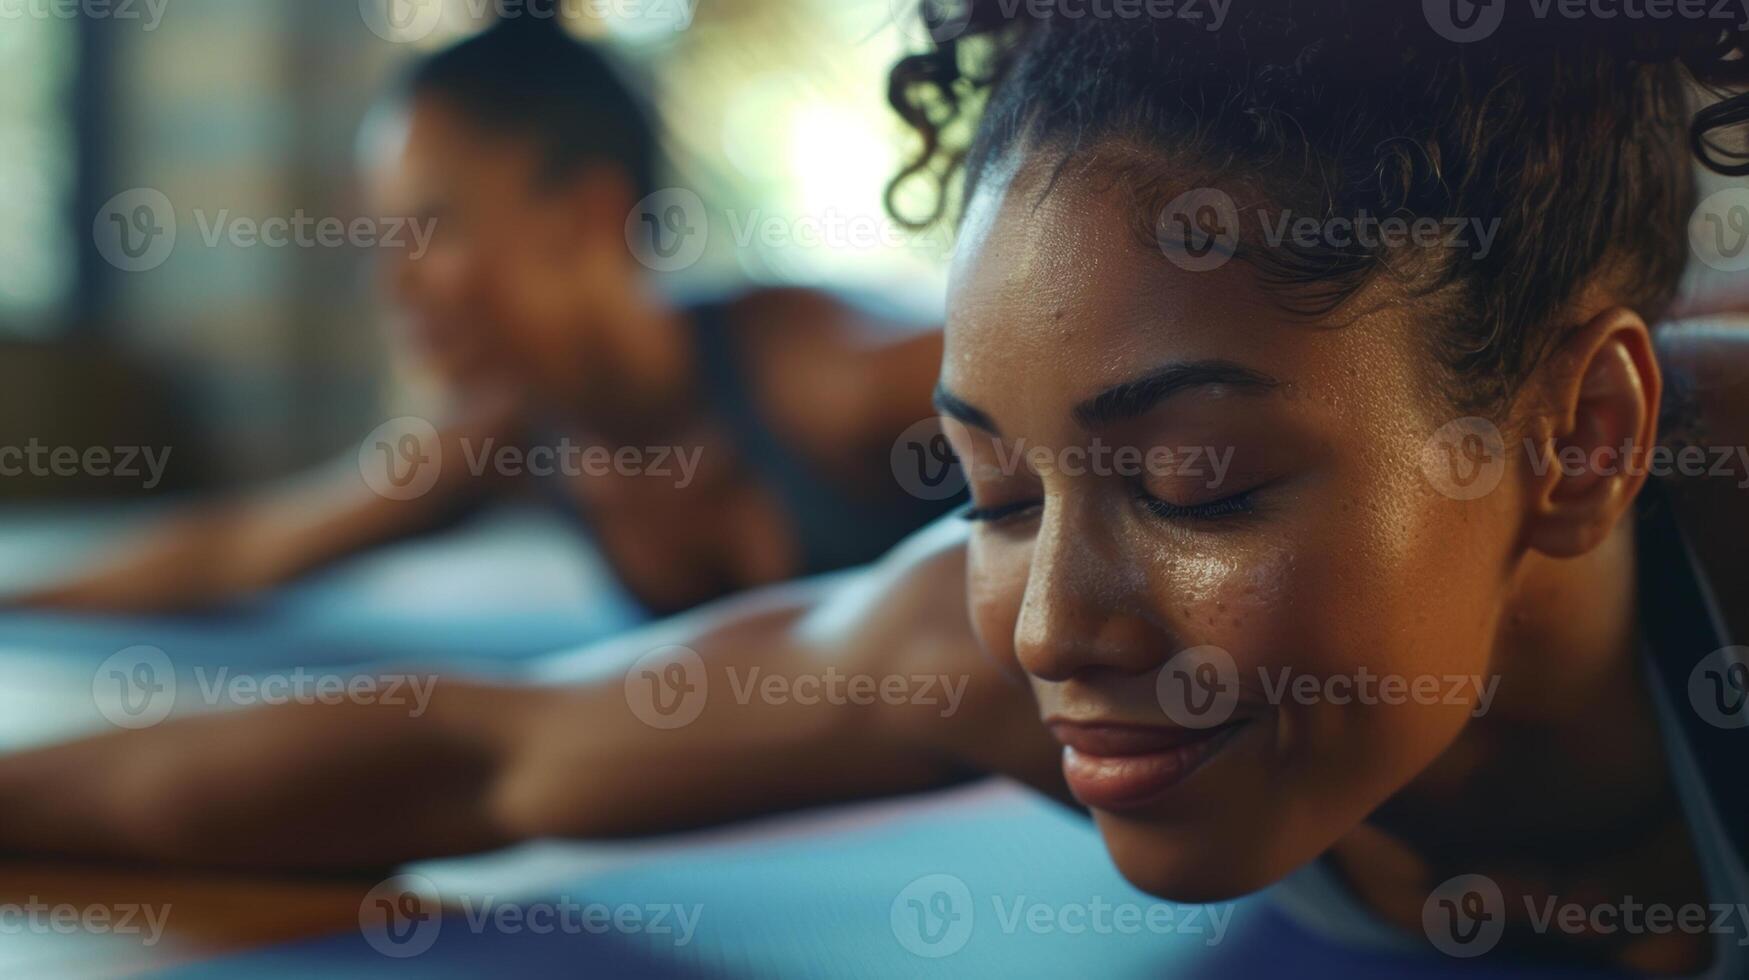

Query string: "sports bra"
[[1272, 478, 1748, 976], [537, 299, 961, 613], [686, 299, 961, 575]]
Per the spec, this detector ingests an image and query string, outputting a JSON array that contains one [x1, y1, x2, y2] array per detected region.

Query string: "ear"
[[1519, 307, 1662, 558]]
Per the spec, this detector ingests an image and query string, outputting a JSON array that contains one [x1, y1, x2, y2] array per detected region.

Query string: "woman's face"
[[942, 154, 1524, 902], [367, 97, 632, 396]]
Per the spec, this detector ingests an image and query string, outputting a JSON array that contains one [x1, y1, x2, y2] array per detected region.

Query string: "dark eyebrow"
[[1073, 360, 1280, 429], [933, 383, 999, 434]]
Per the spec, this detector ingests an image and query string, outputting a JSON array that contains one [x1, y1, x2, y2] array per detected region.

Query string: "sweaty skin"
[[937, 154, 1746, 972], [1, 148, 1745, 977]]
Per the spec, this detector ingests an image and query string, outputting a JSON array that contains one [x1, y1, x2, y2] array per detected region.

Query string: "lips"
[[1049, 719, 1246, 812]]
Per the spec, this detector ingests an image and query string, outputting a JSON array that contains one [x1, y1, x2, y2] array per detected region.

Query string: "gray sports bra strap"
[[689, 302, 959, 574], [1634, 478, 1747, 860]]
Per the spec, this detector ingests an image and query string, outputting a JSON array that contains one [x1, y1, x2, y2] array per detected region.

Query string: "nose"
[[1013, 498, 1171, 682]]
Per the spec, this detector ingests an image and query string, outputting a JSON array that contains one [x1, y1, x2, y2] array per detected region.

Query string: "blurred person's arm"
[[0, 519, 1068, 872], [8, 404, 519, 614]]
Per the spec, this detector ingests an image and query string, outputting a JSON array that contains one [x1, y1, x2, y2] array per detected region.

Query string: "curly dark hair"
[[886, 1, 1749, 416]]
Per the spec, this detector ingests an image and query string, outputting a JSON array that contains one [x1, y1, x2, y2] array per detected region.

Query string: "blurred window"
[[0, 14, 77, 333]]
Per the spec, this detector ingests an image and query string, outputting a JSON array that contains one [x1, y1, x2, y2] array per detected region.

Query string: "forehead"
[[389, 99, 541, 188], [940, 156, 1415, 420]]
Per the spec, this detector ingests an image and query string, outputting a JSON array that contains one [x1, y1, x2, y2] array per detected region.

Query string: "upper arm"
[[496, 517, 1065, 839]]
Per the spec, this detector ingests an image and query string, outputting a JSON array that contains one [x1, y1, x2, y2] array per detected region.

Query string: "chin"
[[1094, 811, 1316, 905]]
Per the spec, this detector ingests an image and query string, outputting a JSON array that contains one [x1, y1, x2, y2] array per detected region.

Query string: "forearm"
[[0, 525, 1018, 872], [496, 587, 979, 841], [0, 687, 519, 872], [13, 478, 474, 614]]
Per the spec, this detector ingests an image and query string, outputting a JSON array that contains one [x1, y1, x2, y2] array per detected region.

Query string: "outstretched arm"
[[10, 406, 516, 614], [0, 519, 1063, 873]]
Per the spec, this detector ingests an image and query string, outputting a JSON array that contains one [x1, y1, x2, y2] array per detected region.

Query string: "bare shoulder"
[[1654, 317, 1749, 640], [792, 514, 976, 668], [727, 287, 943, 460], [798, 516, 1070, 800]]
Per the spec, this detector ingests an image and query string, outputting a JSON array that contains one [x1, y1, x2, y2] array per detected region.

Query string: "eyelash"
[[961, 490, 1256, 525], [960, 500, 1039, 525], [1136, 489, 1256, 521]]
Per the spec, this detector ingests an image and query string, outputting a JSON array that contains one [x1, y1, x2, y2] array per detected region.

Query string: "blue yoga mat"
[[145, 787, 1621, 979]]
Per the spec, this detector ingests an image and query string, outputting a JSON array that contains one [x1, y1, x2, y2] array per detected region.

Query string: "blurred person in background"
[[13, 15, 952, 618], [3, 9, 1747, 977]]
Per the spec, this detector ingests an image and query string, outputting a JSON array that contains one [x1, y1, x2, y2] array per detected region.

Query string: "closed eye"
[[1135, 489, 1255, 521], [961, 499, 1041, 524]]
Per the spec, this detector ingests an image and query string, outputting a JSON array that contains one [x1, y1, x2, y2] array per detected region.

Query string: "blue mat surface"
[[0, 508, 1631, 978], [143, 787, 1616, 979]]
